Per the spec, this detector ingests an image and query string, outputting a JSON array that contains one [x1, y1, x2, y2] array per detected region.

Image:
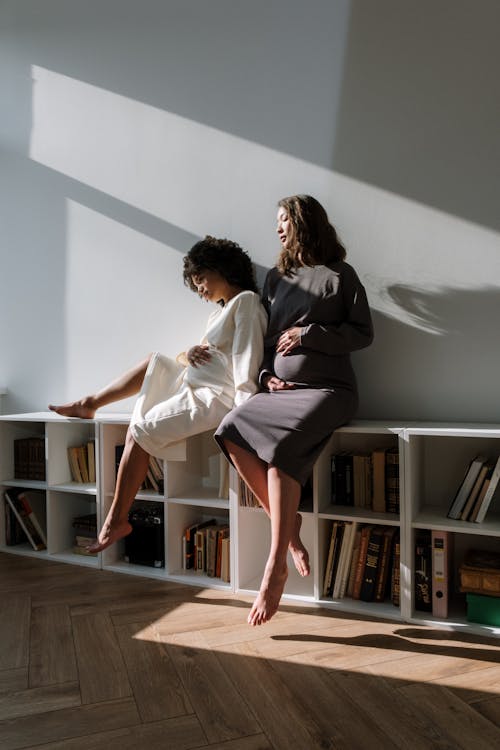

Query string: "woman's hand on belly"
[[275, 326, 303, 356], [187, 345, 211, 368], [262, 374, 296, 392]]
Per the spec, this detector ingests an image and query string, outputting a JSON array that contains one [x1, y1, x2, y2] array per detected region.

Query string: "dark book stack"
[[331, 447, 400, 514], [182, 518, 230, 581], [72, 513, 97, 557], [14, 437, 46, 481], [124, 502, 164, 568], [414, 530, 432, 612]]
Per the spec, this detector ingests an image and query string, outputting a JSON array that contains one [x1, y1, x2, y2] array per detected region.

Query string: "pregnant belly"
[[272, 351, 315, 385], [184, 347, 227, 393]]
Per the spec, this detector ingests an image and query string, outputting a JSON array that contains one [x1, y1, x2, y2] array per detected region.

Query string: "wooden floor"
[[1, 554, 500, 750]]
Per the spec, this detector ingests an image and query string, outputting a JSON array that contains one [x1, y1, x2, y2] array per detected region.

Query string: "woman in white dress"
[[49, 236, 267, 552]]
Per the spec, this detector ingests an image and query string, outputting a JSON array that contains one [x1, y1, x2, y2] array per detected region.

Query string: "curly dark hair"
[[277, 194, 347, 275], [183, 236, 258, 303]]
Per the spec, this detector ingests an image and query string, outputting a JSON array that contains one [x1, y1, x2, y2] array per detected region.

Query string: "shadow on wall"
[[332, 0, 500, 232], [355, 284, 500, 422]]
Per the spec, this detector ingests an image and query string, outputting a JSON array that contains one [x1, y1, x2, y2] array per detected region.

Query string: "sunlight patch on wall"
[[31, 66, 500, 334]]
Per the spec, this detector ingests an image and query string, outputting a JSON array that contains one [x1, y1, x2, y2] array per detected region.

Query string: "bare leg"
[[224, 439, 309, 577], [49, 355, 152, 418], [87, 428, 150, 552], [248, 466, 301, 625]]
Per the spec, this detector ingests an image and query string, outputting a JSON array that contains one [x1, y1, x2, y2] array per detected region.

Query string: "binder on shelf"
[[431, 529, 453, 618]]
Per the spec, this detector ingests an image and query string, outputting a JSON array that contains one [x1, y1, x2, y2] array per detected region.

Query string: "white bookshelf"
[[1, 413, 500, 636]]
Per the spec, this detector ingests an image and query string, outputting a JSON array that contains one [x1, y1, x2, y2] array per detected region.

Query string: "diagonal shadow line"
[[271, 632, 500, 665], [30, 157, 200, 252], [28, 158, 271, 288]]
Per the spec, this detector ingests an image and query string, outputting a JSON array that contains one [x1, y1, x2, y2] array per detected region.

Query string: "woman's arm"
[[231, 294, 267, 406], [299, 269, 374, 355]]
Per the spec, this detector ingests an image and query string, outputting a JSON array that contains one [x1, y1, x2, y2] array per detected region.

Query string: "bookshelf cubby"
[[1, 414, 500, 636]]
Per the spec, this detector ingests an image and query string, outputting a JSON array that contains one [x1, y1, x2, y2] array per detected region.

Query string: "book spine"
[[359, 526, 384, 602], [352, 525, 371, 600], [431, 529, 452, 618]]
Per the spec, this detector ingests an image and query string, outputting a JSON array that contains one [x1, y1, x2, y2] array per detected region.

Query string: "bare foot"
[[248, 561, 288, 626], [49, 399, 96, 419], [87, 519, 132, 553], [289, 513, 310, 577]]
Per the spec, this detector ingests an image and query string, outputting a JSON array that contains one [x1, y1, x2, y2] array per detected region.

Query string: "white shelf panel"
[[319, 506, 400, 526], [103, 561, 167, 580], [49, 482, 97, 495], [2, 478, 47, 490], [413, 509, 500, 536]]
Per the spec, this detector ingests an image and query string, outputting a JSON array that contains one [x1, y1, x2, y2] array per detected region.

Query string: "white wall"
[[1, 0, 500, 421]]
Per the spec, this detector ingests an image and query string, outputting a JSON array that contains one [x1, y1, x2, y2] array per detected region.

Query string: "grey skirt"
[[214, 387, 357, 485]]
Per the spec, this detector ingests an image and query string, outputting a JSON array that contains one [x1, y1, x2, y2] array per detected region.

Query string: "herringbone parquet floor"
[[1, 551, 500, 749]]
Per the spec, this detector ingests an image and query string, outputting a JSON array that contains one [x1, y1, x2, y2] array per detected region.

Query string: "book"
[[215, 525, 230, 578], [359, 526, 385, 602], [352, 453, 371, 508], [459, 548, 500, 596], [346, 528, 362, 598], [331, 453, 353, 505], [4, 500, 28, 545], [87, 440, 96, 483], [352, 525, 373, 599], [77, 445, 90, 483], [4, 488, 46, 551], [374, 526, 396, 603], [322, 520, 341, 597], [414, 530, 432, 611], [220, 535, 230, 582], [385, 448, 399, 514], [391, 532, 401, 607], [447, 455, 488, 519], [431, 529, 453, 618], [206, 525, 219, 577], [460, 462, 491, 521], [371, 449, 386, 513], [469, 469, 493, 522], [183, 518, 216, 570], [473, 455, 500, 523], [68, 446, 84, 483], [328, 522, 345, 597], [14, 437, 46, 480], [334, 521, 358, 599]]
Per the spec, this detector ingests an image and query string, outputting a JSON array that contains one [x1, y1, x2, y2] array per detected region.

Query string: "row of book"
[[68, 441, 96, 483], [115, 445, 164, 493], [447, 454, 500, 523], [14, 437, 46, 481], [4, 488, 47, 551], [182, 518, 230, 581], [323, 522, 400, 605], [331, 447, 399, 514]]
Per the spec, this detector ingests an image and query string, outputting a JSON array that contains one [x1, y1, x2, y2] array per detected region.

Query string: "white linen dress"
[[130, 290, 267, 459]]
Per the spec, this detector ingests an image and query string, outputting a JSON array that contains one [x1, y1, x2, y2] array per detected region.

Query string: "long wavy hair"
[[277, 194, 347, 275], [183, 236, 258, 303]]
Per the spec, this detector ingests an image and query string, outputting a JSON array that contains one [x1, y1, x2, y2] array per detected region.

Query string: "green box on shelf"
[[466, 593, 500, 627]]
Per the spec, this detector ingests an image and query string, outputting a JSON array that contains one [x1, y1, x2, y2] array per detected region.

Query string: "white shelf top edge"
[[3, 413, 500, 433], [0, 411, 133, 424]]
